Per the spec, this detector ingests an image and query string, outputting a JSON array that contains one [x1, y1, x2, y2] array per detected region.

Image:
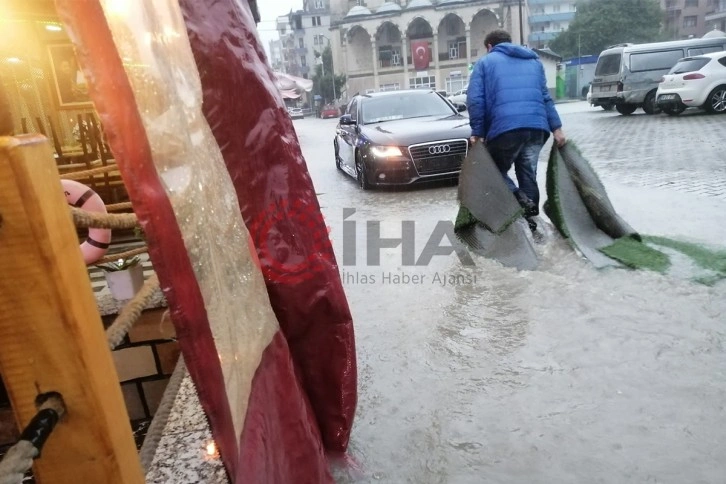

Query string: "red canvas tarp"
[[56, 0, 355, 480], [179, 0, 357, 453]]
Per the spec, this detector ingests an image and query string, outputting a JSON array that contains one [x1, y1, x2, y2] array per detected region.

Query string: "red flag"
[[411, 40, 430, 71]]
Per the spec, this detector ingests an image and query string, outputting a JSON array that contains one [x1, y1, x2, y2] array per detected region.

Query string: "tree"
[[549, 0, 664, 59], [312, 46, 346, 104]]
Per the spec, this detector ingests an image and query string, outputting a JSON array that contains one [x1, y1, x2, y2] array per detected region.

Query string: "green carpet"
[[599, 237, 671, 273], [600, 236, 726, 286]]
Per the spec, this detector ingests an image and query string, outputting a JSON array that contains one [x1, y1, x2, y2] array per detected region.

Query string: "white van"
[[591, 36, 726, 115]]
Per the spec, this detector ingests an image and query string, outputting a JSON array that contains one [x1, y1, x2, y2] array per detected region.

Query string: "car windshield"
[[360, 92, 455, 124], [669, 57, 710, 74]]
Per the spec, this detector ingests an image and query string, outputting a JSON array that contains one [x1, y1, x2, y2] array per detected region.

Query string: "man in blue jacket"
[[467, 30, 566, 232]]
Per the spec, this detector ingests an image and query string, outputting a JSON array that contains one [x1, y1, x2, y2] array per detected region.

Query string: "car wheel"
[[602, 103, 614, 111], [642, 91, 661, 115], [662, 104, 686, 116], [334, 140, 342, 171], [616, 103, 637, 115], [705, 85, 726, 114], [355, 152, 370, 190]]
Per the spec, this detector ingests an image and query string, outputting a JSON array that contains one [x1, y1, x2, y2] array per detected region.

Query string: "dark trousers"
[[487, 129, 547, 214]]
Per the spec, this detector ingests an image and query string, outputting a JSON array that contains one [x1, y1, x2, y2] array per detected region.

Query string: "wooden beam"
[[0, 135, 144, 483]]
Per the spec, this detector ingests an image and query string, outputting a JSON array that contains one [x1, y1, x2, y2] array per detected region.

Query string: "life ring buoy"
[[61, 179, 111, 264]]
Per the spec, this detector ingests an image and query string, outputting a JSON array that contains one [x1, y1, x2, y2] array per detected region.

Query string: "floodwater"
[[294, 104, 726, 483]]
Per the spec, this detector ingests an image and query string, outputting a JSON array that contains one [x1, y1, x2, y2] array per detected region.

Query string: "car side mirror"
[[457, 104, 467, 112], [339, 114, 356, 125]]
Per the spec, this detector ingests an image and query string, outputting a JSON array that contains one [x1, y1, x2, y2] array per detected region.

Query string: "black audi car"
[[333, 89, 471, 189]]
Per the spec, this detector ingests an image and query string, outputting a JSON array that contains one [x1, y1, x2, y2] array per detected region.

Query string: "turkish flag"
[[411, 39, 430, 70]]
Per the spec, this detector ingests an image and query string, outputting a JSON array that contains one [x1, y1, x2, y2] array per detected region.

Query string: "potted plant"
[[100, 256, 144, 301]]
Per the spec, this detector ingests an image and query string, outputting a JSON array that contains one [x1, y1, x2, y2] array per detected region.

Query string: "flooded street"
[[294, 103, 726, 483]]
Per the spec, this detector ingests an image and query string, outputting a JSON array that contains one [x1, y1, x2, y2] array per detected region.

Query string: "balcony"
[[529, 12, 576, 24], [705, 9, 726, 22], [529, 31, 561, 42]]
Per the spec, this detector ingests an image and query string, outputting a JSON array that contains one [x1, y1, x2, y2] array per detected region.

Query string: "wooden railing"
[[0, 134, 144, 483]]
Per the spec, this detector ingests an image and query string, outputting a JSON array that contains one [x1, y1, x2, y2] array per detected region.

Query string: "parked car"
[[448, 88, 468, 108], [591, 37, 726, 116], [288, 107, 304, 120], [656, 51, 726, 116], [321, 104, 339, 119], [333, 89, 470, 189]]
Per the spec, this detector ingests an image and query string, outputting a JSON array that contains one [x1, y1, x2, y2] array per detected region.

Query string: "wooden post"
[[0, 134, 144, 483]]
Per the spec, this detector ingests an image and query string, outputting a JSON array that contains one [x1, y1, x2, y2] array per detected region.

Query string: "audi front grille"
[[408, 139, 468, 176]]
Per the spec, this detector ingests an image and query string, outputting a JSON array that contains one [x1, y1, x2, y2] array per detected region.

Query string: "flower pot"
[[104, 264, 144, 301]]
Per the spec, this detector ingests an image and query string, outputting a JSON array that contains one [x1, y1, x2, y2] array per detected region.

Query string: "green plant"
[[99, 256, 141, 272], [133, 225, 146, 241]]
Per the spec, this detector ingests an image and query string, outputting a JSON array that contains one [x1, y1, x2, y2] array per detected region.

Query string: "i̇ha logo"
[[247, 199, 333, 284]]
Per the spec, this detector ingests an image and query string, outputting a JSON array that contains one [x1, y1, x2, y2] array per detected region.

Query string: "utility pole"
[[518, 0, 524, 45], [320, 50, 326, 103], [577, 31, 581, 99]]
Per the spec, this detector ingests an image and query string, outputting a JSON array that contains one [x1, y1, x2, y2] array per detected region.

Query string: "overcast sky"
[[256, 0, 303, 59]]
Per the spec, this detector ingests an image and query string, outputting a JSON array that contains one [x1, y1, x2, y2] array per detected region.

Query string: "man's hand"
[[469, 136, 482, 146], [553, 128, 567, 147]]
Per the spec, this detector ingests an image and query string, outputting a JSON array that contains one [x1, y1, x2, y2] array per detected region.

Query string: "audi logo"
[[428, 144, 451, 155]]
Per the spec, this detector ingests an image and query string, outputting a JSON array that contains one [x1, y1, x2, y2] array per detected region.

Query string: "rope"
[[105, 202, 133, 212], [61, 163, 118, 180], [0, 394, 66, 484], [71, 206, 138, 230], [0, 441, 36, 484], [139, 357, 186, 472], [92, 246, 148, 266], [106, 274, 160, 350]]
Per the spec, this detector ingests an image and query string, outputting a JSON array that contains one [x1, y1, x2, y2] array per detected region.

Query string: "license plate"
[[600, 85, 611, 92], [659, 94, 676, 100]]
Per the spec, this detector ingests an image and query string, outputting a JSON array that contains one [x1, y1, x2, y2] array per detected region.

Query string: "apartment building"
[[705, 0, 726, 32], [663, 0, 724, 39], [528, 0, 577, 49], [283, 0, 333, 79]]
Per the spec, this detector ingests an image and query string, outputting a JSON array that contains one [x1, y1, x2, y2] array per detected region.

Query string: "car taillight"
[[683, 73, 705, 80], [617, 81, 623, 92]]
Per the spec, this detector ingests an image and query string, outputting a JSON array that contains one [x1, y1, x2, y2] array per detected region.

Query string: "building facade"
[[329, 0, 527, 99], [269, 38, 284, 72], [663, 0, 724, 39], [277, 15, 302, 76], [285, 0, 333, 79], [705, 0, 726, 32], [527, 0, 576, 49]]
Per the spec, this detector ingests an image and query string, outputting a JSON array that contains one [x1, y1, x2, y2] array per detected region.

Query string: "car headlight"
[[370, 146, 403, 158]]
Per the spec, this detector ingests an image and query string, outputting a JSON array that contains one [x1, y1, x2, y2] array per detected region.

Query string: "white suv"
[[656, 51, 726, 116]]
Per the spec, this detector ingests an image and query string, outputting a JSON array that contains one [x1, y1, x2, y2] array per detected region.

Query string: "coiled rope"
[[70, 206, 137, 230], [0, 393, 66, 484], [106, 273, 161, 350], [61, 163, 118, 181]]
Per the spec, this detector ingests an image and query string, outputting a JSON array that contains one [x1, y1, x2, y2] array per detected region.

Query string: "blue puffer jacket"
[[467, 43, 562, 142]]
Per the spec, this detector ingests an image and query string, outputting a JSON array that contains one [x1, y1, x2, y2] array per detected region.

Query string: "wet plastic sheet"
[[558, 143, 639, 241], [455, 143, 538, 270], [56, 0, 332, 481], [545, 143, 625, 268], [458, 143, 523, 234], [178, 0, 357, 452]]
